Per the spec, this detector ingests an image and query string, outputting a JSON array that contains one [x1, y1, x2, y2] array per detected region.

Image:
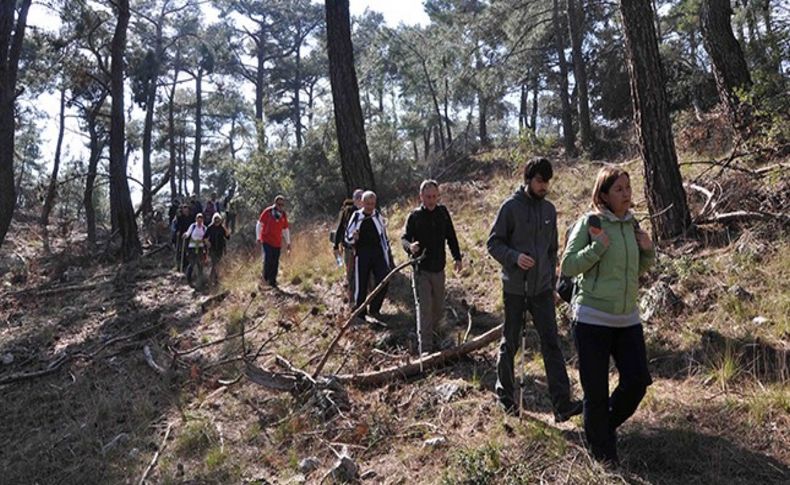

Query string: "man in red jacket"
[[257, 195, 291, 287]]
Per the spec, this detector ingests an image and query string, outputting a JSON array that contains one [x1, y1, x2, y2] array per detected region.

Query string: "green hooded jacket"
[[560, 210, 655, 315]]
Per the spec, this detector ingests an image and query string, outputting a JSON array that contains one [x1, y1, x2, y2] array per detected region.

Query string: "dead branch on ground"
[[312, 254, 425, 379]]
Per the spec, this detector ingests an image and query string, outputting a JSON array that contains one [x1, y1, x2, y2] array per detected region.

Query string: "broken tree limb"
[[144, 345, 167, 375], [335, 324, 503, 387], [245, 364, 303, 392], [139, 422, 173, 485], [312, 254, 425, 379], [684, 182, 716, 221], [696, 210, 790, 225], [0, 321, 165, 386], [200, 290, 230, 313]]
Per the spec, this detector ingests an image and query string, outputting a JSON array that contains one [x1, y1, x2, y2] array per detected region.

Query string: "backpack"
[[556, 214, 599, 304]]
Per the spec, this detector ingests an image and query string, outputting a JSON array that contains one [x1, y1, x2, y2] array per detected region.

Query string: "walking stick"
[[179, 238, 187, 273], [410, 259, 424, 373], [519, 324, 526, 418]]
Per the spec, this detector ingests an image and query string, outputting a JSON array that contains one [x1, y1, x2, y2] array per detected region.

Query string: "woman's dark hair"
[[523, 157, 553, 184]]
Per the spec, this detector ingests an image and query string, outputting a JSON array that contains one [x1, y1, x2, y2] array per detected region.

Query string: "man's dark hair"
[[523, 157, 553, 184]]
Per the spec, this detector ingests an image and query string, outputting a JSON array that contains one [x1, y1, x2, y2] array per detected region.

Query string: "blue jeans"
[[574, 322, 652, 462], [262, 243, 281, 286]]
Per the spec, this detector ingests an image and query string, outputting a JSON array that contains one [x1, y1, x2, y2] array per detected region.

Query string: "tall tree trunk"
[[0, 0, 32, 249], [553, 0, 577, 156], [619, 0, 692, 240], [423, 127, 431, 160], [168, 67, 179, 199], [519, 83, 528, 132], [530, 74, 539, 134], [141, 22, 163, 217], [478, 93, 489, 147], [325, 0, 375, 193], [84, 122, 102, 246], [567, 0, 594, 150], [294, 26, 303, 149], [254, 30, 267, 151], [700, 0, 753, 133], [41, 84, 66, 238], [109, 0, 141, 260], [192, 69, 203, 197], [443, 76, 452, 145]]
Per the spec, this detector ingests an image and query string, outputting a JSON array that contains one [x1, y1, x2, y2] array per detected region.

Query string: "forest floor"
[[0, 149, 788, 484]]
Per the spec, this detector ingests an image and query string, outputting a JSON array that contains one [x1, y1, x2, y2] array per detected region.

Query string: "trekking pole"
[[410, 253, 425, 373], [179, 238, 187, 273], [519, 323, 526, 418]]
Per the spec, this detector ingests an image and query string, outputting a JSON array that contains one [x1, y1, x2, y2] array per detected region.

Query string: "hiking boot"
[[554, 400, 583, 423]]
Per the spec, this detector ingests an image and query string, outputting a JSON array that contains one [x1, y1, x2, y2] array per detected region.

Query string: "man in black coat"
[[402, 180, 463, 354]]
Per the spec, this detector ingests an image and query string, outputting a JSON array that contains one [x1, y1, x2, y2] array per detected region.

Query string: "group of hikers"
[[169, 192, 233, 286], [171, 156, 653, 465], [325, 158, 653, 465]]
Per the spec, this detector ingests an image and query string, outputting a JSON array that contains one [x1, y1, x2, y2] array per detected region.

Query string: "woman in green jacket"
[[560, 166, 655, 464]]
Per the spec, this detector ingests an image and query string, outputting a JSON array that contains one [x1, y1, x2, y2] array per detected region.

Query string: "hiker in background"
[[189, 195, 203, 222], [402, 180, 463, 354], [206, 212, 231, 286], [168, 197, 181, 224], [172, 203, 193, 271], [183, 213, 208, 284], [257, 195, 291, 288], [204, 192, 220, 222], [560, 165, 655, 465], [223, 192, 236, 233], [345, 191, 392, 320], [487, 157, 583, 422], [333, 188, 364, 305]]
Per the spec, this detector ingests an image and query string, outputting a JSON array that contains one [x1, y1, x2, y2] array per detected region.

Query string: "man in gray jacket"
[[487, 157, 582, 421]]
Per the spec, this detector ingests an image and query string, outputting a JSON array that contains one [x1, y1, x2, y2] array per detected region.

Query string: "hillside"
[[0, 153, 788, 484]]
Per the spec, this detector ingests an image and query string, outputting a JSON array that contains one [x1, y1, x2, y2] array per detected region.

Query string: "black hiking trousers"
[[574, 321, 652, 463], [496, 290, 574, 413], [354, 246, 389, 316]]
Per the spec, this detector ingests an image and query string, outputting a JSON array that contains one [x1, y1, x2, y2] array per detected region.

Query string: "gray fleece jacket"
[[487, 186, 559, 297]]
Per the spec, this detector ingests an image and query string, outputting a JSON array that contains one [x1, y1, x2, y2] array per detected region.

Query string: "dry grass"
[[1, 150, 788, 484]]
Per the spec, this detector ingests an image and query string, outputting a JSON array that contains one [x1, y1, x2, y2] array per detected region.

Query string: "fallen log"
[[335, 324, 503, 387]]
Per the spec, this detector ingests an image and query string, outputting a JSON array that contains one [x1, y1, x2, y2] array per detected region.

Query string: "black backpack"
[[556, 214, 600, 304]]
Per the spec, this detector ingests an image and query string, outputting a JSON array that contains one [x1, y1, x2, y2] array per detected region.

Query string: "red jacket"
[[258, 206, 289, 248]]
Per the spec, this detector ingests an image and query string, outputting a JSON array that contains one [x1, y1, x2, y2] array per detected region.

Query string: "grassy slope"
[[0, 152, 787, 484]]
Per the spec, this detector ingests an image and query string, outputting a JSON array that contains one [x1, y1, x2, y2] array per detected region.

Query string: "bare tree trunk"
[[443, 76, 452, 145], [325, 0, 375, 193], [84, 98, 105, 246], [41, 84, 66, 239], [141, 22, 163, 217], [567, 0, 594, 150], [192, 69, 202, 197], [168, 66, 179, 199], [700, 0, 753, 133], [109, 0, 141, 261], [294, 25, 303, 149], [478, 92, 489, 147], [620, 0, 692, 240], [0, 0, 32, 249], [519, 83, 528, 132], [553, 0, 577, 156], [530, 74, 539, 134]]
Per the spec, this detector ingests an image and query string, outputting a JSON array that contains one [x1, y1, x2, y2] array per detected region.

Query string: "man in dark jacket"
[[333, 189, 364, 305], [345, 191, 392, 319], [487, 157, 582, 421], [402, 180, 462, 354]]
